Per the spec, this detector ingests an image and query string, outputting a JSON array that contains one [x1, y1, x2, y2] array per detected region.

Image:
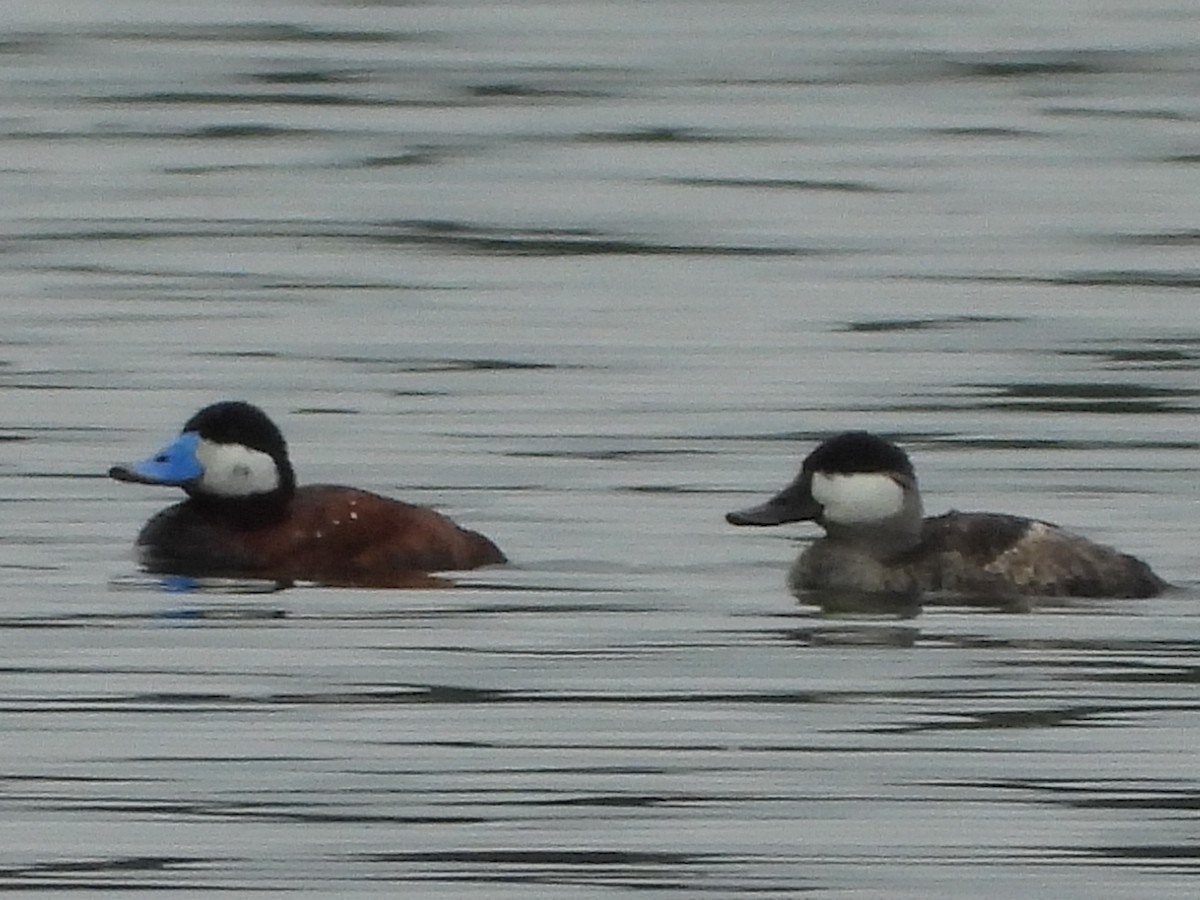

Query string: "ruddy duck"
[[109, 401, 505, 587], [726, 431, 1165, 603]]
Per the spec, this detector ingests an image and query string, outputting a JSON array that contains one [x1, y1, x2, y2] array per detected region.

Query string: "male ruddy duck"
[[726, 431, 1165, 604], [109, 401, 505, 587]]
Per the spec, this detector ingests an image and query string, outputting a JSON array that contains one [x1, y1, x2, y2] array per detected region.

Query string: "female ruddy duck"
[[109, 401, 505, 587], [726, 431, 1165, 604]]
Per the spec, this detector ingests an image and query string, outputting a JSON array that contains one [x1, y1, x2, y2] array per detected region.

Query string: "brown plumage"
[[902, 512, 1163, 599], [135, 485, 505, 588], [728, 431, 1166, 603], [111, 402, 505, 588]]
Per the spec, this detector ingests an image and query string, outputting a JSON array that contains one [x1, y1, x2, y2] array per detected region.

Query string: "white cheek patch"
[[193, 437, 280, 497], [810, 471, 905, 524]]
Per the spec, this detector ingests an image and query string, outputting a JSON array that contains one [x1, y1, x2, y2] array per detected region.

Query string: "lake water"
[[1, 0, 1198, 896]]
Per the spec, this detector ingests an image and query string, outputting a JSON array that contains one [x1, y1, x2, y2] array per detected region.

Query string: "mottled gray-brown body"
[[788, 510, 1164, 602], [728, 432, 1166, 604]]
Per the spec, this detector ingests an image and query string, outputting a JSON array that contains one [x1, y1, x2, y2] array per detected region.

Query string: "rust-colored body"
[[136, 484, 505, 588]]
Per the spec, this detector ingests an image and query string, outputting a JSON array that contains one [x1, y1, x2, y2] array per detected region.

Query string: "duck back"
[[914, 511, 1165, 599], [137, 485, 505, 587]]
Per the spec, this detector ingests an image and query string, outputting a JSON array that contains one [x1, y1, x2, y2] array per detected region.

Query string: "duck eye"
[[155, 453, 169, 463]]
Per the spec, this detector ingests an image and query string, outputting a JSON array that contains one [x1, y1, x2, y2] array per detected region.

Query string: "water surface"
[[1, 0, 1198, 896]]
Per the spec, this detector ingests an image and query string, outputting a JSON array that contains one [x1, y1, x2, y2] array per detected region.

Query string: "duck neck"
[[183, 456, 296, 526], [187, 481, 295, 527], [823, 494, 925, 560]]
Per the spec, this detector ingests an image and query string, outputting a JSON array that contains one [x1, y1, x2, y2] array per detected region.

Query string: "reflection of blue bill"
[[107, 573, 288, 618], [153, 573, 287, 619], [156, 604, 287, 620], [110, 573, 286, 595], [162, 574, 198, 593]]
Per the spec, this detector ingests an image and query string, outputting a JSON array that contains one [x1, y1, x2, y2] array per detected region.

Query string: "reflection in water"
[[110, 574, 287, 594], [2, 598, 1199, 893], [798, 590, 924, 620], [786, 623, 921, 648]]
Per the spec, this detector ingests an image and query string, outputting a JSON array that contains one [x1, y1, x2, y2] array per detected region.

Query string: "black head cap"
[[182, 401, 296, 502], [802, 431, 914, 479], [183, 401, 285, 452]]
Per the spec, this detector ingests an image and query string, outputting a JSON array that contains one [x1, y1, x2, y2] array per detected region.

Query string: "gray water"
[[2, 0, 1199, 896]]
